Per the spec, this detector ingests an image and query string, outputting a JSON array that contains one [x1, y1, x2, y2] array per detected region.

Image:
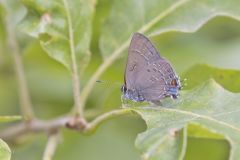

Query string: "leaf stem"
[[63, 0, 82, 117], [0, 116, 22, 122], [84, 108, 133, 134], [80, 0, 189, 109], [3, 1, 35, 120], [42, 132, 61, 160]]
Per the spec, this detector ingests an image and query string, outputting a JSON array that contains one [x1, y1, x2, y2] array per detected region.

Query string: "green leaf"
[[0, 0, 26, 64], [187, 123, 224, 139], [185, 137, 229, 160], [182, 64, 240, 92], [0, 116, 22, 122], [150, 17, 240, 73], [0, 139, 11, 160], [133, 80, 240, 159], [20, 0, 95, 73], [100, 0, 240, 58]]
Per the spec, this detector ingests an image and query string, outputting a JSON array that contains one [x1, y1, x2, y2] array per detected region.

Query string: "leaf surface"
[[0, 139, 11, 160], [100, 0, 240, 58], [20, 0, 95, 73], [182, 64, 240, 92], [133, 80, 240, 159]]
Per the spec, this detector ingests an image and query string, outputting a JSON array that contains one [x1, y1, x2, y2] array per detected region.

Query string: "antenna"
[[96, 80, 122, 87]]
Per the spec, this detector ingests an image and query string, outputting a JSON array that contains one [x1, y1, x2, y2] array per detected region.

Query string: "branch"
[[0, 108, 133, 141], [63, 0, 82, 117], [3, 1, 35, 120], [42, 132, 61, 160], [79, 0, 188, 110], [0, 116, 71, 141]]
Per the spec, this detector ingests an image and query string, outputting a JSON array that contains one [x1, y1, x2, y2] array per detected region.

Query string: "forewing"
[[124, 33, 162, 90]]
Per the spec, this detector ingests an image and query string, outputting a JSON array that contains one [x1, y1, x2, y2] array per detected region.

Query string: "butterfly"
[[121, 33, 181, 104]]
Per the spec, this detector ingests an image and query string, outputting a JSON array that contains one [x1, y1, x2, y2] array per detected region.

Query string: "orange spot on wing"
[[171, 79, 177, 87]]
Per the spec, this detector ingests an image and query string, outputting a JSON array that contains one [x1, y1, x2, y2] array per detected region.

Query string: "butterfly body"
[[122, 33, 181, 104]]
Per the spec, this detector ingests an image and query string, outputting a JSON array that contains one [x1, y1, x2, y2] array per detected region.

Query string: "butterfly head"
[[121, 85, 145, 102]]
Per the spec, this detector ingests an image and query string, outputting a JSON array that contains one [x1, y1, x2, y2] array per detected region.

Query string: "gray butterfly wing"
[[124, 33, 162, 91], [124, 33, 180, 102], [137, 59, 179, 101]]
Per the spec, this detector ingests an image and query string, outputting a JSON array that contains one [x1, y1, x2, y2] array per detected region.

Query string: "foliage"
[[0, 116, 21, 160], [134, 80, 240, 159], [0, 0, 240, 160], [0, 139, 11, 160]]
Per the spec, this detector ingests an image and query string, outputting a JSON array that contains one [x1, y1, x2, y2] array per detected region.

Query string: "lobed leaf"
[[100, 0, 240, 58], [20, 0, 95, 73], [133, 80, 240, 159]]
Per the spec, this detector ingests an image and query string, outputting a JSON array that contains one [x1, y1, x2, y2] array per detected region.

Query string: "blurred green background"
[[1, 0, 240, 159]]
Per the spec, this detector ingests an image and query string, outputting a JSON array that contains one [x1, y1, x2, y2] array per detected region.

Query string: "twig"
[[0, 116, 71, 141], [42, 132, 61, 160], [3, 1, 35, 120], [79, 0, 189, 110], [63, 0, 82, 117], [0, 108, 133, 141]]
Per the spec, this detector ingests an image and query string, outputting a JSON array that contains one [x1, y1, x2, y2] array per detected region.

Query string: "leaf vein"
[[163, 108, 240, 132]]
